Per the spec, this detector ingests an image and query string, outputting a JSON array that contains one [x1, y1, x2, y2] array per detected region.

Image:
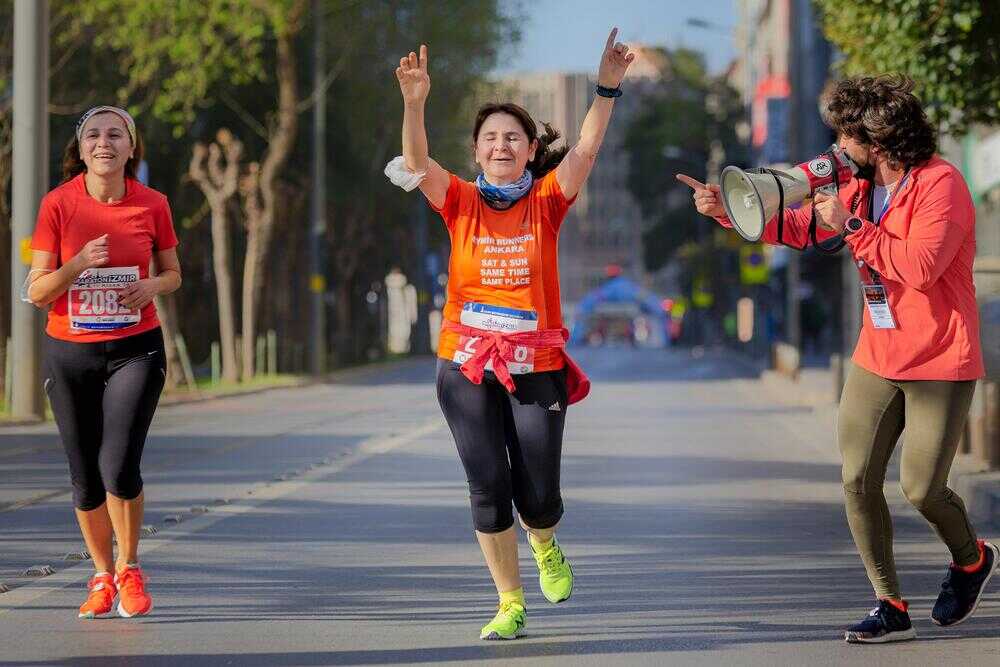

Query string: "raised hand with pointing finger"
[[676, 174, 726, 218], [396, 44, 430, 107], [598, 27, 635, 89]]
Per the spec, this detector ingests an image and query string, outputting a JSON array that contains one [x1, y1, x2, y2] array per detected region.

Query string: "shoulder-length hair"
[[821, 74, 936, 169]]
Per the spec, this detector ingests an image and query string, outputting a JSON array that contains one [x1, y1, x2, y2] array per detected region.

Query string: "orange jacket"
[[716, 156, 983, 381]]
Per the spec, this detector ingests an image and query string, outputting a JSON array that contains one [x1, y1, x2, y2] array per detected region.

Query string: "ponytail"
[[527, 122, 569, 178]]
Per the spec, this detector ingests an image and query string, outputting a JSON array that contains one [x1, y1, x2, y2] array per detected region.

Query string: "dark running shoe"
[[931, 540, 999, 627], [844, 599, 916, 644]]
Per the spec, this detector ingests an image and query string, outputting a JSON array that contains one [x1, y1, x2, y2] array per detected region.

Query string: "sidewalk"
[[753, 358, 1000, 529]]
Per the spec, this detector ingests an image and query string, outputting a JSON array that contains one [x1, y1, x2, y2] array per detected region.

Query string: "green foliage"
[[61, 0, 286, 133], [814, 0, 1000, 134], [40, 0, 516, 366]]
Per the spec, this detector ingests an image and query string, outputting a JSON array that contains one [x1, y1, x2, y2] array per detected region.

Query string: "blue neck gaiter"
[[475, 170, 534, 206]]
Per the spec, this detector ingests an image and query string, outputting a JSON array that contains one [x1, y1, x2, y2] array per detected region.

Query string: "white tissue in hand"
[[384, 156, 426, 192]]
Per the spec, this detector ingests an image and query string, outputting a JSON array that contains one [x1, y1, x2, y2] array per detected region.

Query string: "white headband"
[[76, 106, 137, 146]]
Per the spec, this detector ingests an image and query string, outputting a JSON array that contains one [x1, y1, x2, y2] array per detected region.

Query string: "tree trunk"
[[189, 131, 242, 383], [0, 108, 11, 400], [239, 3, 303, 381], [240, 205, 269, 380], [210, 198, 239, 382], [154, 293, 185, 390]]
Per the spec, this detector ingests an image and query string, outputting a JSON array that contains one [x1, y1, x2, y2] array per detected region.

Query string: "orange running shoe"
[[114, 564, 153, 617], [78, 572, 117, 619]]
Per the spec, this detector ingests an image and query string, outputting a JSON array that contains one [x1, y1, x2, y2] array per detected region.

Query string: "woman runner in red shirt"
[[389, 29, 632, 640], [27, 106, 181, 619]]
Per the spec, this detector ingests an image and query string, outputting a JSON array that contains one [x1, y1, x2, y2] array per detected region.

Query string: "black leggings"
[[436, 359, 567, 533], [44, 328, 166, 510]]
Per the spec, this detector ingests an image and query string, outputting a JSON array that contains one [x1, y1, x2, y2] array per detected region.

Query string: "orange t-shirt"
[[31, 174, 179, 343], [433, 170, 575, 373]]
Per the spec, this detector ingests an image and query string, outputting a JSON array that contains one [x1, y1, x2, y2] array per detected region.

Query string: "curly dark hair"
[[821, 74, 937, 169], [472, 102, 568, 178]]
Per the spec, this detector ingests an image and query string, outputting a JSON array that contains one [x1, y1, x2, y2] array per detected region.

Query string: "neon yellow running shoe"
[[479, 600, 526, 640], [531, 537, 574, 603]]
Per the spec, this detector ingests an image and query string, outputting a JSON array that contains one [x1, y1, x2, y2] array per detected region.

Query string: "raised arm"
[[555, 28, 635, 200], [396, 44, 450, 209]]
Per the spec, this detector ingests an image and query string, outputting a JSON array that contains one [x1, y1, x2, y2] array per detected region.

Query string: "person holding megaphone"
[[679, 74, 996, 644]]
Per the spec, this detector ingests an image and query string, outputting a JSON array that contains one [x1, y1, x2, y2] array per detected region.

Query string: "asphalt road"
[[0, 348, 997, 666]]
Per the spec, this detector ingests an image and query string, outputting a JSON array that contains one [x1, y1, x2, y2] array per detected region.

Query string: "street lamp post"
[[10, 0, 48, 420], [309, 0, 327, 375]]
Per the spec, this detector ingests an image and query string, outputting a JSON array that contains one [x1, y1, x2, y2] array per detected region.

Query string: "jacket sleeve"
[[714, 201, 840, 249], [845, 172, 972, 291]]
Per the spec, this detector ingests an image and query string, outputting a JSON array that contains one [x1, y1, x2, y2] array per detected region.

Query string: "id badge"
[[453, 302, 538, 374], [68, 266, 141, 333], [861, 283, 897, 329]]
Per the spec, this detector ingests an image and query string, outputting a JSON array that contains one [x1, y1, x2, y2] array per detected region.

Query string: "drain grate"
[[23, 565, 55, 577]]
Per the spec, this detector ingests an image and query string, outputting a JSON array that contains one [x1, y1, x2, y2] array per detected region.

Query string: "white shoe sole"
[[932, 541, 1000, 627], [845, 627, 917, 643], [117, 600, 153, 618]]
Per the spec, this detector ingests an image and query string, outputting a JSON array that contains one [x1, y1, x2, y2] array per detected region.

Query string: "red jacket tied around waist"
[[443, 320, 590, 404]]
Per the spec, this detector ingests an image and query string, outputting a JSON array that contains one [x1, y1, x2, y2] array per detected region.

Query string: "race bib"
[[454, 302, 538, 374], [68, 266, 141, 333], [862, 283, 897, 330]]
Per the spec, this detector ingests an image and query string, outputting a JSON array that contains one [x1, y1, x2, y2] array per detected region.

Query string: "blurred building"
[[496, 47, 666, 309], [731, 0, 844, 359]]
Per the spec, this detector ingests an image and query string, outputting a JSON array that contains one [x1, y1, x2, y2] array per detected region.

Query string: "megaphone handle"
[[808, 153, 846, 254]]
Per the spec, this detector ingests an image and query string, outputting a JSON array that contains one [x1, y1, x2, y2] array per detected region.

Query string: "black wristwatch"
[[595, 84, 622, 98], [843, 216, 865, 235]]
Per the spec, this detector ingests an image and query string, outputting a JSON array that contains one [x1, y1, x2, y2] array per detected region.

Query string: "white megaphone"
[[720, 145, 858, 242]]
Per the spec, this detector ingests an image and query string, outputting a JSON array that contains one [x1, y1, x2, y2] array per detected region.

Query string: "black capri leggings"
[[44, 327, 166, 510], [436, 359, 567, 533]]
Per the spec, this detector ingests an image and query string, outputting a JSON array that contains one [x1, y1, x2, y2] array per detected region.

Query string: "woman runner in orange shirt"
[[389, 28, 632, 640]]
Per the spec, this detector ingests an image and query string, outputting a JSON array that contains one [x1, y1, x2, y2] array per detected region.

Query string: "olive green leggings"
[[838, 364, 979, 600]]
